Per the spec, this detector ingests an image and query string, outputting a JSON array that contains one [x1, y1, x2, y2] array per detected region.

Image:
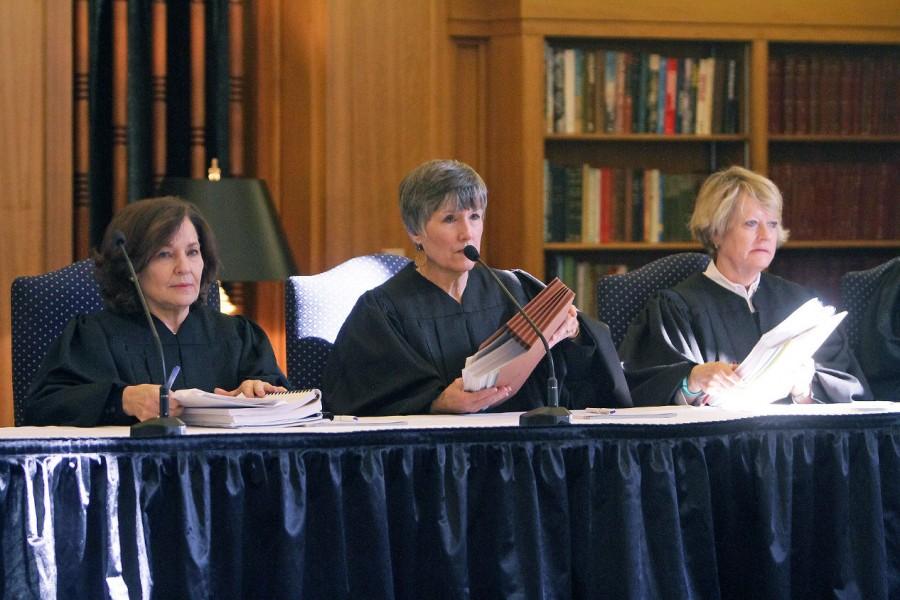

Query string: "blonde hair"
[[689, 166, 789, 257]]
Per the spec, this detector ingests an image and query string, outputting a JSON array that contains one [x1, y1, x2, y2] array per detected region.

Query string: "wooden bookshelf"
[[449, 1, 899, 313]]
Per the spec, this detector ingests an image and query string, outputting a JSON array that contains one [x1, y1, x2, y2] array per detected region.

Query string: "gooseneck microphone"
[[115, 231, 186, 437], [463, 245, 570, 426]]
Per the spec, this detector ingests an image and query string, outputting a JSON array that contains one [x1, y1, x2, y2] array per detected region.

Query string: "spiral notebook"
[[172, 388, 323, 427]]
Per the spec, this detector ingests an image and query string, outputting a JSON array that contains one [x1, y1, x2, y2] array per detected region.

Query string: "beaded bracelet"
[[681, 377, 703, 397]]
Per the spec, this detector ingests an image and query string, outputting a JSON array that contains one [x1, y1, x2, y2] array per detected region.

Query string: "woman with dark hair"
[[25, 196, 288, 426], [323, 159, 631, 416]]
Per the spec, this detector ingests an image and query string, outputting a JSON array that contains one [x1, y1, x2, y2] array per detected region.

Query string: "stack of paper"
[[172, 388, 323, 427], [711, 298, 846, 407], [462, 278, 575, 393]]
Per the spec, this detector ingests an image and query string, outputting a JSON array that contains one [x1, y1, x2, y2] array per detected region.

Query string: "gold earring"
[[414, 243, 426, 268]]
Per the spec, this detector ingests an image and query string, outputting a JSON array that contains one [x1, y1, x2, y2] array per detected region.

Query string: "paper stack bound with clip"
[[171, 388, 324, 427], [712, 298, 846, 407]]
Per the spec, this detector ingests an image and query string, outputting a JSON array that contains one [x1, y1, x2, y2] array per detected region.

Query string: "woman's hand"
[[430, 378, 512, 414], [547, 304, 580, 348], [215, 380, 287, 398], [688, 362, 742, 399], [122, 384, 183, 421]]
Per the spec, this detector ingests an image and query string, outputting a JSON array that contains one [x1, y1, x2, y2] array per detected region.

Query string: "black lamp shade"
[[158, 178, 298, 281]]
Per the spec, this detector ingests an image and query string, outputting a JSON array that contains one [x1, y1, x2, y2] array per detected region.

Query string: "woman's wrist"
[[569, 321, 581, 340], [681, 376, 703, 397]]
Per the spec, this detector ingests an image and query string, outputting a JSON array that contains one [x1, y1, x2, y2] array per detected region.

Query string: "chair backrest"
[[840, 256, 900, 351], [284, 253, 410, 390], [11, 259, 220, 426], [597, 252, 711, 349]]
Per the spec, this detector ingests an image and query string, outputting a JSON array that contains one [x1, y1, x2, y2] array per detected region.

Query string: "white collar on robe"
[[702, 261, 761, 313]]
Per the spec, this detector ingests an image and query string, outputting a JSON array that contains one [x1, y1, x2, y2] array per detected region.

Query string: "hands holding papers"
[[461, 278, 576, 394], [172, 388, 323, 427], [707, 298, 846, 407]]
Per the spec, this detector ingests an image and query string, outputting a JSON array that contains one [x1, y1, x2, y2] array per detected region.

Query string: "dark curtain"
[[206, 0, 230, 175], [86, 0, 232, 250], [87, 0, 113, 248]]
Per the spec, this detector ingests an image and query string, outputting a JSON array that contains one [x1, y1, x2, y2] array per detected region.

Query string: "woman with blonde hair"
[[619, 166, 869, 406]]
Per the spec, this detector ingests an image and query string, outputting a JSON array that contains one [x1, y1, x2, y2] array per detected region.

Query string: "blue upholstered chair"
[[840, 256, 900, 351], [284, 253, 410, 390], [11, 259, 219, 426], [597, 252, 711, 350]]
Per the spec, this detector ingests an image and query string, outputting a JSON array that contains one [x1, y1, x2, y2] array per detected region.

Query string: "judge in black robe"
[[323, 159, 631, 416], [620, 271, 869, 405], [620, 166, 870, 406], [324, 263, 631, 415], [25, 196, 288, 427], [854, 258, 900, 400], [26, 306, 288, 426]]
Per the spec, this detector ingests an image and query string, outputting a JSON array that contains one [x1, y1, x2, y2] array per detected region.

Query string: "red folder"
[[462, 278, 575, 395]]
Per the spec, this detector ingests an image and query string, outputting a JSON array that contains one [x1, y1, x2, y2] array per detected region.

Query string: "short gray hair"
[[399, 159, 487, 235], [689, 165, 790, 257]]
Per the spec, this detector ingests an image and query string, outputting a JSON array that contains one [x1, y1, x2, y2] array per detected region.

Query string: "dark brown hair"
[[94, 196, 220, 313]]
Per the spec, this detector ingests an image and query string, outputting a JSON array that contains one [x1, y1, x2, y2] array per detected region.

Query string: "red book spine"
[[858, 163, 878, 239], [821, 57, 841, 134], [664, 58, 678, 134], [768, 56, 783, 134], [846, 163, 863, 241], [839, 56, 854, 134], [615, 52, 627, 133], [782, 54, 796, 134], [859, 56, 876, 134], [601, 167, 613, 243], [851, 58, 863, 134], [807, 55, 821, 134], [793, 56, 809, 134]]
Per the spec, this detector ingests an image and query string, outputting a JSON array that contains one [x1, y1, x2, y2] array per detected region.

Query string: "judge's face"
[[413, 201, 484, 277], [713, 194, 778, 284], [138, 217, 204, 322]]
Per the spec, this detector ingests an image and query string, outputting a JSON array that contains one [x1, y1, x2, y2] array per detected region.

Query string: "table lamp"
[[158, 166, 298, 285]]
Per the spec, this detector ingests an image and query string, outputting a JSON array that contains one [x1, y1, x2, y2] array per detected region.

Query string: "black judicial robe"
[[322, 263, 632, 416], [619, 272, 871, 406], [856, 260, 900, 400], [25, 305, 288, 426]]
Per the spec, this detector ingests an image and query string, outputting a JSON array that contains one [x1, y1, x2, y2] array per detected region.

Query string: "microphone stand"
[[115, 233, 186, 437], [463, 246, 570, 426]]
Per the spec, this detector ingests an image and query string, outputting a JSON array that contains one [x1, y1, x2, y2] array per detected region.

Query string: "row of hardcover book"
[[768, 53, 899, 135], [548, 253, 887, 320], [544, 162, 704, 244], [545, 46, 741, 135], [547, 257, 627, 318], [770, 161, 899, 241]]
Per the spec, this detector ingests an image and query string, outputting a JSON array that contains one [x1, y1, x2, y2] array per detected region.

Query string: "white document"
[[172, 388, 323, 427], [710, 298, 846, 407], [462, 278, 575, 393]]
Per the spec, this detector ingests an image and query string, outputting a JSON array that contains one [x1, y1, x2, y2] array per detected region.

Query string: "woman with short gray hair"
[[324, 159, 631, 416]]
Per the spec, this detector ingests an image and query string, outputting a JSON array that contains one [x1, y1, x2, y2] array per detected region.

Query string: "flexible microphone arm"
[[115, 231, 185, 436], [463, 245, 560, 409]]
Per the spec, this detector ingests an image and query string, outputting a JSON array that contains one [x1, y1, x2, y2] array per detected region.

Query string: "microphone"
[[463, 245, 570, 426], [114, 231, 186, 437]]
